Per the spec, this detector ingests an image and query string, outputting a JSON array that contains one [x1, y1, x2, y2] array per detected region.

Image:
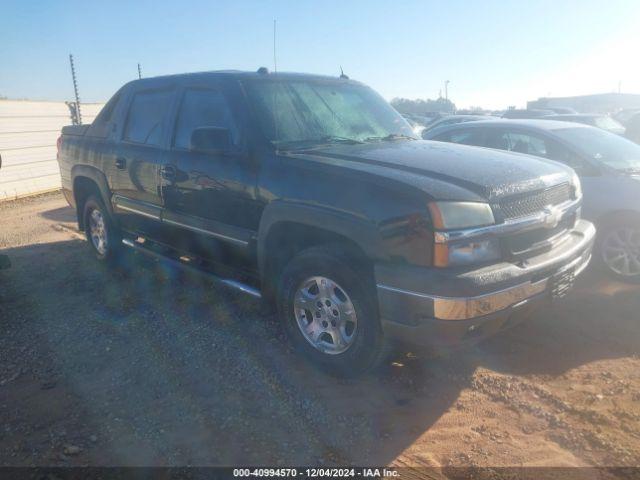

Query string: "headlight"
[[428, 201, 495, 230], [429, 202, 499, 267], [434, 238, 501, 267], [571, 173, 582, 199]]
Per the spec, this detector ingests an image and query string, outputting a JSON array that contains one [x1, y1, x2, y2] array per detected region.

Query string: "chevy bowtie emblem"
[[542, 206, 562, 229]]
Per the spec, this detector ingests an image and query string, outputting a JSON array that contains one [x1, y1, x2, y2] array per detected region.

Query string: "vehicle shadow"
[[467, 270, 640, 377], [38, 205, 77, 223], [0, 237, 637, 467]]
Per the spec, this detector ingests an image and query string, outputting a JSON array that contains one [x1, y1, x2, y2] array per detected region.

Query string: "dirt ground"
[[1, 191, 639, 471]]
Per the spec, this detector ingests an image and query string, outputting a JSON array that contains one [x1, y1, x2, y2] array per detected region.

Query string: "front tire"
[[277, 245, 387, 377], [83, 195, 121, 263]]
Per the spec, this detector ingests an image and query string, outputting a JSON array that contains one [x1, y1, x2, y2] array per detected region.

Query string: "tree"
[[391, 97, 456, 115]]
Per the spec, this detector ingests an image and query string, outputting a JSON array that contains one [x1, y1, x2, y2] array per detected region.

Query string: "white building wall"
[[0, 100, 104, 201]]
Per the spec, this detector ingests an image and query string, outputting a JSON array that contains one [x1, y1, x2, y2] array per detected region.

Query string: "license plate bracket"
[[551, 265, 576, 299]]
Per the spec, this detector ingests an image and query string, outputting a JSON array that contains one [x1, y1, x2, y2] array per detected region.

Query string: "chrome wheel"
[[88, 208, 108, 255], [293, 276, 358, 355], [602, 227, 640, 277]]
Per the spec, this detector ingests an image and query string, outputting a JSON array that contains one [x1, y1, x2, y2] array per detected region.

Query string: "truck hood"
[[289, 140, 573, 201]]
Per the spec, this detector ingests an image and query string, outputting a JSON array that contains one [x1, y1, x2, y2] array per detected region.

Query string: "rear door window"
[[124, 89, 175, 146]]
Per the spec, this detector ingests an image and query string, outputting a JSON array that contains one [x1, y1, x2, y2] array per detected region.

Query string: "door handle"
[[115, 157, 127, 170], [160, 164, 176, 180]]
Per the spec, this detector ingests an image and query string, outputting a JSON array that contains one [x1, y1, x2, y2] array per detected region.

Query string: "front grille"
[[505, 215, 575, 257], [498, 183, 572, 220]]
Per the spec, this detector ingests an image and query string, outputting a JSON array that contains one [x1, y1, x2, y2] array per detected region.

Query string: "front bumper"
[[376, 219, 595, 349]]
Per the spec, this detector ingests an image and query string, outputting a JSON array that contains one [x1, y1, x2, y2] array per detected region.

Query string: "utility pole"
[[138, 63, 142, 79], [444, 80, 450, 101], [68, 54, 82, 125]]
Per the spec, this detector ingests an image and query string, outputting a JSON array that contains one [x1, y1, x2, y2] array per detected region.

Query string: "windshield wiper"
[[276, 135, 364, 151], [317, 135, 365, 145], [364, 133, 416, 142]]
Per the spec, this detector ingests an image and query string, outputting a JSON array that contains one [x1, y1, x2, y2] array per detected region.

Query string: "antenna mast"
[[68, 54, 82, 125], [273, 19, 277, 73]]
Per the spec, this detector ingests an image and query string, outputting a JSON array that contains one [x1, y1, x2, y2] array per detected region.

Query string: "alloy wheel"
[[601, 227, 640, 277], [293, 276, 358, 355], [88, 208, 108, 255]]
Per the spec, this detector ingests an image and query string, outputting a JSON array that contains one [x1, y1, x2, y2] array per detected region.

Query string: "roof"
[[124, 69, 359, 89], [427, 118, 593, 134], [545, 113, 602, 119], [438, 114, 490, 119]]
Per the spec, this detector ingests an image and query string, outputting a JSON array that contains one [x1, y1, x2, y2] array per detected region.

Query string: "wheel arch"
[[257, 201, 384, 302], [71, 165, 113, 230]]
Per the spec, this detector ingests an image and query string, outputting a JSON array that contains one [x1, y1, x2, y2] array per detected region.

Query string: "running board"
[[121, 238, 262, 298]]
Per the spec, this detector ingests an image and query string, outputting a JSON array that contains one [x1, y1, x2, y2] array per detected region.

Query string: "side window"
[[545, 139, 590, 174], [124, 89, 174, 146], [431, 131, 450, 142], [505, 132, 548, 156], [448, 129, 484, 146], [485, 130, 511, 151], [173, 89, 239, 150]]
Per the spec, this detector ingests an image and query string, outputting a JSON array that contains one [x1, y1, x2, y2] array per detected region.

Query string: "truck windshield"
[[244, 78, 416, 149], [554, 126, 640, 172]]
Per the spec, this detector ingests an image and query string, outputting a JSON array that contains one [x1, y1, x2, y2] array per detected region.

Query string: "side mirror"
[[190, 127, 231, 154]]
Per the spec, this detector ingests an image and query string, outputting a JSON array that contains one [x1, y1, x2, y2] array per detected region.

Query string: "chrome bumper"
[[377, 220, 595, 322], [429, 249, 590, 320]]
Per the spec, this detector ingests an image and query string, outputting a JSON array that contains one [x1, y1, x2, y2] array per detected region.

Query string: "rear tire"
[[83, 195, 122, 263], [277, 245, 388, 377]]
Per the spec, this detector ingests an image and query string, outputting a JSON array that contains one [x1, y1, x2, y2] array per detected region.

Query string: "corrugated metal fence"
[[0, 100, 104, 201]]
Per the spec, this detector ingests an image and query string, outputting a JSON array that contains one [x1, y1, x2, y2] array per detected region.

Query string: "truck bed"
[[61, 124, 90, 136]]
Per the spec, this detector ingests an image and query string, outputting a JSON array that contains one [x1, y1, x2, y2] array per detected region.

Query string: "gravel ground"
[[1, 191, 639, 469]]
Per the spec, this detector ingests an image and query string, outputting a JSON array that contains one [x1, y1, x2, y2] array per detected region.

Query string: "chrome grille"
[[499, 183, 572, 220]]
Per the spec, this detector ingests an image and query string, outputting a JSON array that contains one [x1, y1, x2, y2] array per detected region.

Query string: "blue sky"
[[1, 0, 639, 108]]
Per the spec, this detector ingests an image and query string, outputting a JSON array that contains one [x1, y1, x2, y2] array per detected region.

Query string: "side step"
[[121, 238, 262, 298]]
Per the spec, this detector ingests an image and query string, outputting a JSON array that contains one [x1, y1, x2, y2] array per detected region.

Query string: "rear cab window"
[[87, 90, 124, 138]]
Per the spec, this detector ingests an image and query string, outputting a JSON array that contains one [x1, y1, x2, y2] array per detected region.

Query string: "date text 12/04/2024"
[[233, 468, 399, 478]]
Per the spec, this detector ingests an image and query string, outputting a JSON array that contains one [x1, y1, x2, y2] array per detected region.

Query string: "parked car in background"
[[403, 116, 426, 137], [425, 119, 640, 281], [543, 114, 626, 136], [502, 109, 556, 119], [56, 70, 594, 375], [623, 112, 640, 144], [614, 108, 640, 127], [546, 107, 578, 114], [403, 112, 442, 127], [420, 114, 498, 137]]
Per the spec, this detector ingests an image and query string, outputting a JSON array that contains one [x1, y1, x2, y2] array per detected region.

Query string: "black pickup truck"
[[57, 70, 595, 376]]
